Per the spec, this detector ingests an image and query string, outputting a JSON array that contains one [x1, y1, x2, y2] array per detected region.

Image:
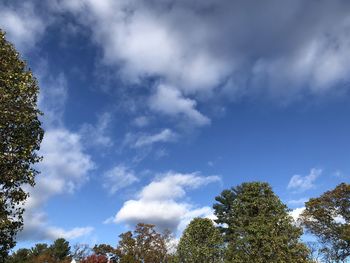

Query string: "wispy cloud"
[[80, 112, 113, 147], [103, 164, 139, 195], [124, 128, 177, 148], [287, 168, 322, 192]]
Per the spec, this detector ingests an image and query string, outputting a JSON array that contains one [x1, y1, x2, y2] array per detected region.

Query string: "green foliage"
[[50, 238, 71, 261], [214, 182, 311, 263], [178, 217, 224, 263], [5, 239, 71, 263], [93, 243, 115, 256], [4, 248, 31, 263], [30, 243, 48, 257], [300, 183, 350, 262], [0, 29, 44, 260]]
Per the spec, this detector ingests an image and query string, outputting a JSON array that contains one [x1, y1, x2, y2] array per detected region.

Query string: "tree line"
[[4, 182, 350, 263]]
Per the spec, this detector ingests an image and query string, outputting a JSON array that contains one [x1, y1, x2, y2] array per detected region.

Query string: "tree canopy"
[[5, 238, 71, 263], [300, 183, 350, 262], [116, 223, 170, 263], [178, 217, 224, 263], [0, 29, 44, 259], [213, 182, 311, 263]]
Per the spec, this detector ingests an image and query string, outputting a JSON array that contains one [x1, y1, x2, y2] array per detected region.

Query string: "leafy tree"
[[116, 223, 171, 263], [93, 244, 115, 256], [213, 182, 311, 263], [0, 29, 44, 259], [177, 217, 224, 263], [116, 231, 137, 262], [5, 240, 73, 263], [93, 244, 117, 262], [300, 183, 350, 262]]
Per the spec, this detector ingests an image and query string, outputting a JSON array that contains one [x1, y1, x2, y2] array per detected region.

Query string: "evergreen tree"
[[214, 182, 311, 263]]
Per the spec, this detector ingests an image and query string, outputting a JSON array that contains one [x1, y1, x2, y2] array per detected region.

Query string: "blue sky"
[[1, 0, 349, 248]]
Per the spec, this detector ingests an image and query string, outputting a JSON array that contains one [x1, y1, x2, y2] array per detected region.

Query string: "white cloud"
[[4, 0, 350, 127], [149, 84, 210, 126], [0, 2, 47, 52], [289, 207, 305, 222], [289, 207, 346, 225], [110, 172, 220, 234], [19, 128, 95, 242], [50, 0, 350, 128], [103, 164, 139, 194], [125, 128, 177, 148], [18, 211, 93, 241], [288, 168, 322, 192]]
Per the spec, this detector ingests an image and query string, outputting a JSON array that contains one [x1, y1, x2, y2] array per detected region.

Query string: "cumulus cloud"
[[18, 128, 95, 241], [288, 168, 322, 192], [103, 165, 139, 195], [125, 128, 177, 148], [110, 172, 220, 233], [149, 84, 210, 126], [289, 207, 305, 222], [0, 2, 47, 52]]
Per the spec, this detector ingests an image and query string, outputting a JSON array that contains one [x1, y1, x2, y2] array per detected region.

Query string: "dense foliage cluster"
[[0, 30, 43, 260], [214, 182, 311, 262]]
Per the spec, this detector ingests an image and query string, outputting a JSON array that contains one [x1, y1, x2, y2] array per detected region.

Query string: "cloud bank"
[[55, 0, 350, 124]]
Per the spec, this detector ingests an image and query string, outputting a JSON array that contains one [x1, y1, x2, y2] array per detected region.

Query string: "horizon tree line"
[[4, 181, 350, 263]]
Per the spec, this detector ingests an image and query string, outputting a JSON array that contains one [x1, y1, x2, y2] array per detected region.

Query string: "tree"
[[50, 238, 71, 262], [30, 243, 49, 257], [4, 248, 31, 263], [177, 217, 224, 263], [300, 183, 350, 262], [116, 231, 137, 263], [116, 223, 171, 263], [0, 29, 44, 259], [71, 244, 91, 262], [93, 244, 117, 262], [213, 182, 311, 263]]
